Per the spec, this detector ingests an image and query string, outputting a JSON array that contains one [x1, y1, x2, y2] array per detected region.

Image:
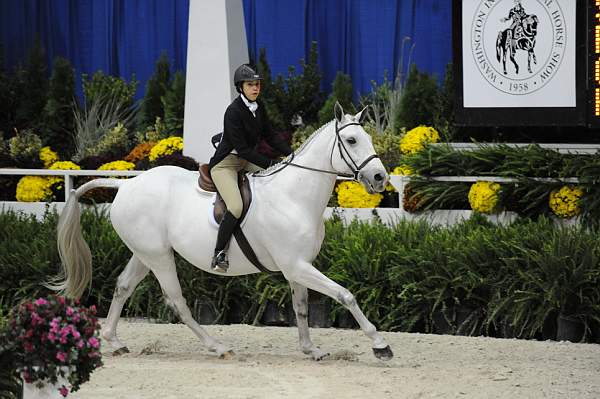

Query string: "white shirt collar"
[[240, 94, 258, 116]]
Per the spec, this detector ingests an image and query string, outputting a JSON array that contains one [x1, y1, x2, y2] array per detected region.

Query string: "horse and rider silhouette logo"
[[496, 0, 539, 75], [469, 0, 567, 96]]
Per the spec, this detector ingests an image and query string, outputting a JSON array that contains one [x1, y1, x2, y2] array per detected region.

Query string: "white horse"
[[52, 102, 393, 361]]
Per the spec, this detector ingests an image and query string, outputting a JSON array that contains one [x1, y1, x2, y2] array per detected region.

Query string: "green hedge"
[[1, 209, 599, 343]]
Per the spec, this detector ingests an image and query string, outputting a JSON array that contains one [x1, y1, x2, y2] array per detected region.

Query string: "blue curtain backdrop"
[[0, 0, 452, 100]]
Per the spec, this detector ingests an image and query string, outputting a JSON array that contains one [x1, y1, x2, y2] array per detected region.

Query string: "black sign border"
[[453, 0, 588, 126]]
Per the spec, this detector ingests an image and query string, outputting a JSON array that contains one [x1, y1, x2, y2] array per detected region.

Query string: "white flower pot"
[[22, 367, 70, 399]]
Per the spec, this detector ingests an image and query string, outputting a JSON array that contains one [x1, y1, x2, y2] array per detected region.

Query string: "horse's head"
[[331, 102, 389, 193]]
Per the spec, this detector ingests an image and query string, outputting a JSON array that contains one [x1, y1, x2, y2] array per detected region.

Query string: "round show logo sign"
[[470, 0, 566, 95]]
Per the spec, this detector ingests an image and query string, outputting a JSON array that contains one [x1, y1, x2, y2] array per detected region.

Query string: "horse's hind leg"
[[290, 281, 329, 361], [101, 255, 149, 354], [284, 261, 393, 361], [145, 253, 233, 358]]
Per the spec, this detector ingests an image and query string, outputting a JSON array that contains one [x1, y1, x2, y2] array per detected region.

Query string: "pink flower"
[[23, 342, 34, 353], [72, 329, 81, 339], [89, 305, 97, 314], [56, 351, 67, 362], [71, 314, 80, 323], [34, 298, 49, 306], [88, 337, 100, 349], [59, 336, 68, 344], [66, 307, 74, 316], [30, 312, 43, 326], [88, 351, 100, 358], [22, 371, 32, 383], [58, 385, 69, 397], [76, 340, 85, 349], [48, 332, 57, 342], [58, 296, 66, 305]]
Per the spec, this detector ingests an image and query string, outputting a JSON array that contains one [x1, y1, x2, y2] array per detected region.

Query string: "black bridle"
[[255, 120, 380, 180]]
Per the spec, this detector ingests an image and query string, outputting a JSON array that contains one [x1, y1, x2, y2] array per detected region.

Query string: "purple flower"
[[56, 351, 67, 362], [34, 298, 49, 306]]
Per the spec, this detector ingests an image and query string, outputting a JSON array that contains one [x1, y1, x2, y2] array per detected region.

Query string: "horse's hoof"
[[315, 352, 330, 361], [113, 347, 130, 356], [219, 350, 235, 360], [373, 345, 393, 361]]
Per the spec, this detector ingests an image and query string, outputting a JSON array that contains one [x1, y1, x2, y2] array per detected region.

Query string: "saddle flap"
[[199, 164, 217, 192], [213, 173, 252, 224]]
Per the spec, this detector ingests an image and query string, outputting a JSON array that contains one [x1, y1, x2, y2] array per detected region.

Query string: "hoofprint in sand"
[[69, 319, 600, 399]]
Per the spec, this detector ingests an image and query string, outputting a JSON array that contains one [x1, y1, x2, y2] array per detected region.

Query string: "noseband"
[[255, 121, 379, 180]]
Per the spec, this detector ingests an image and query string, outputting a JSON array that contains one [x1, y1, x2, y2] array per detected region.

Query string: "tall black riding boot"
[[211, 211, 239, 273]]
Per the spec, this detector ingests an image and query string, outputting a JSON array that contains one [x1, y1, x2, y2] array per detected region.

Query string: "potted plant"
[[490, 224, 600, 342], [2, 296, 103, 398]]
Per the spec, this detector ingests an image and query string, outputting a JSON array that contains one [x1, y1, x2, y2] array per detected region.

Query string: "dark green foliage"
[[43, 57, 76, 156], [396, 64, 439, 130], [139, 53, 171, 129], [2, 210, 599, 342], [318, 72, 355, 125], [162, 71, 185, 133], [82, 70, 138, 111], [14, 38, 48, 133], [256, 42, 324, 131], [434, 63, 456, 141]]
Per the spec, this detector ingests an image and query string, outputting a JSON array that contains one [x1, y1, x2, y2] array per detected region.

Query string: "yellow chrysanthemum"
[[549, 186, 583, 218], [149, 136, 184, 161], [468, 181, 501, 214], [39, 146, 59, 168], [385, 165, 413, 192], [392, 165, 413, 176], [336, 181, 383, 208], [48, 161, 81, 186], [16, 176, 54, 202], [49, 161, 81, 171], [399, 126, 440, 154], [98, 160, 135, 171]]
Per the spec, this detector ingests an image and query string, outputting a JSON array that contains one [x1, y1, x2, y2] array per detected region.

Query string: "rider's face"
[[242, 80, 261, 101]]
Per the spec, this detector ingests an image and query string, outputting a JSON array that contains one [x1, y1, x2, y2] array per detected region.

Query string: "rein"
[[254, 121, 379, 180]]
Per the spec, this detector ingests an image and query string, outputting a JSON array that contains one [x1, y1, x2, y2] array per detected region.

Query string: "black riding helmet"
[[233, 64, 262, 93]]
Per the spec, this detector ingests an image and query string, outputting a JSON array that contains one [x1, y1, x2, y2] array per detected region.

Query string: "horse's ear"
[[355, 105, 370, 124], [334, 101, 344, 123]]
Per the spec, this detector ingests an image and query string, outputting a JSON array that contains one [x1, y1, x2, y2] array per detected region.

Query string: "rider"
[[501, 0, 527, 36], [208, 64, 292, 273]]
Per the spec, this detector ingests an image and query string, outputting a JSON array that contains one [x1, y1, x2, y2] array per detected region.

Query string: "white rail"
[[0, 169, 143, 202]]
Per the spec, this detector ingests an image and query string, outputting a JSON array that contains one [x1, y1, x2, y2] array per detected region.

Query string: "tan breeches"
[[210, 154, 262, 219]]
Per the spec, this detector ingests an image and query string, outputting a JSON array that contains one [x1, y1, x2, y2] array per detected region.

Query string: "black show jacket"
[[208, 96, 292, 170]]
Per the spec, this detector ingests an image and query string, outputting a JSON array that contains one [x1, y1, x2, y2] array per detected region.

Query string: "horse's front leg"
[[289, 281, 329, 361], [284, 262, 393, 361]]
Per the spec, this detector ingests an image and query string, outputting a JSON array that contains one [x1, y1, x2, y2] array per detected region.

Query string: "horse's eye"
[[346, 137, 357, 145]]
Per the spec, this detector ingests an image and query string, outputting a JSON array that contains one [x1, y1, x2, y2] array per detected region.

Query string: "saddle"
[[198, 163, 270, 273], [198, 164, 252, 224]]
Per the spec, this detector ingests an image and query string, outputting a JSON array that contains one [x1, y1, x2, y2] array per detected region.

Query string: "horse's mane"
[[253, 120, 334, 176]]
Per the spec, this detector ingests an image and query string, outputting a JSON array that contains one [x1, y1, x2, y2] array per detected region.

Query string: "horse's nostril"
[[374, 173, 384, 182]]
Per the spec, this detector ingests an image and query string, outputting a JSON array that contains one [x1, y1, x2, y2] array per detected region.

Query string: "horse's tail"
[[47, 178, 126, 299]]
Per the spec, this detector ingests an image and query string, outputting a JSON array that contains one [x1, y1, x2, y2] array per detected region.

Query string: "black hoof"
[[373, 345, 393, 361], [113, 347, 130, 356]]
